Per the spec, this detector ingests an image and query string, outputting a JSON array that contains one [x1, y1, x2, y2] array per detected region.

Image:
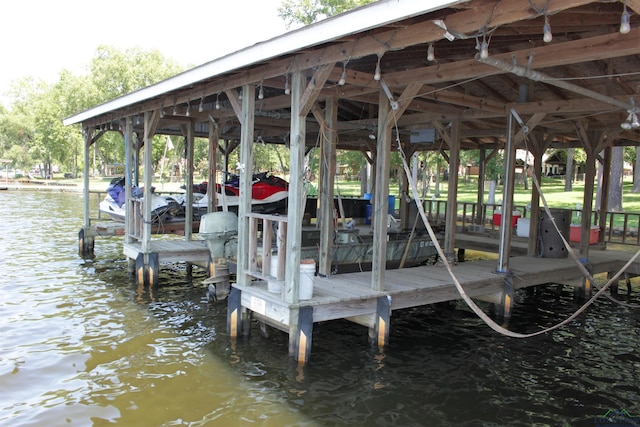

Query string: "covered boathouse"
[[65, 0, 640, 363]]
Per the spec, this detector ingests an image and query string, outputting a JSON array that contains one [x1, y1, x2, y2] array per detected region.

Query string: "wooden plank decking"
[[234, 249, 638, 331], [123, 239, 210, 263]]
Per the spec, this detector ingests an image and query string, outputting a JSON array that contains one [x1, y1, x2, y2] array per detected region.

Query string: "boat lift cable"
[[518, 111, 640, 310], [388, 107, 640, 339]]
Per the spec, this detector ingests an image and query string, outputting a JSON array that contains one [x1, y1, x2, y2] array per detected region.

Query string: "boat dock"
[[231, 248, 637, 361], [65, 1, 640, 364]]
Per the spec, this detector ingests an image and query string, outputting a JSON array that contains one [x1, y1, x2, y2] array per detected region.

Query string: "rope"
[[522, 130, 640, 310], [389, 109, 640, 338]]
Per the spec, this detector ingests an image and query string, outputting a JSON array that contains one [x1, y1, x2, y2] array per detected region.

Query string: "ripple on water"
[[3, 192, 640, 426]]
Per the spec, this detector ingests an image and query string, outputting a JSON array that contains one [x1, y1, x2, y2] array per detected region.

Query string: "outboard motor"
[[199, 212, 238, 300]]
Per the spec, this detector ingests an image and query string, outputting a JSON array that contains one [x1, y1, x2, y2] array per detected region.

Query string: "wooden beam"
[[225, 89, 243, 121], [627, 0, 640, 15], [513, 112, 547, 147], [144, 110, 160, 141], [384, 28, 640, 89], [118, 1, 603, 116], [299, 64, 335, 117]]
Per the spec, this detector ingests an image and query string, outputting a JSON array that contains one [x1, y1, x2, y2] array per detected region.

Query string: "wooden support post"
[[207, 118, 219, 214], [184, 120, 195, 242], [286, 70, 307, 355], [227, 287, 243, 338], [124, 117, 134, 245], [78, 228, 94, 258], [497, 114, 517, 273], [236, 84, 255, 288], [498, 276, 515, 320], [142, 111, 159, 254], [295, 306, 314, 364], [147, 252, 159, 287], [374, 295, 392, 347], [476, 148, 485, 226], [82, 127, 92, 230], [442, 120, 460, 260], [135, 252, 146, 286], [527, 136, 545, 256], [318, 98, 337, 277], [371, 89, 392, 292], [575, 261, 593, 300]]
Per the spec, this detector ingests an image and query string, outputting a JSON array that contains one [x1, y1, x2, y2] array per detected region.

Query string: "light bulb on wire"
[[338, 63, 347, 86], [543, 15, 552, 43], [374, 55, 382, 81], [284, 74, 290, 95], [480, 40, 488, 59], [427, 43, 435, 62], [620, 2, 631, 34]]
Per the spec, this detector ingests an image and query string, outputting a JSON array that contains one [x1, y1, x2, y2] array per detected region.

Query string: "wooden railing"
[[423, 199, 640, 246], [245, 213, 287, 284]]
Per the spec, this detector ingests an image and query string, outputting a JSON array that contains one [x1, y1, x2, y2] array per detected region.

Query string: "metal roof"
[[63, 0, 462, 126], [63, 0, 640, 151]]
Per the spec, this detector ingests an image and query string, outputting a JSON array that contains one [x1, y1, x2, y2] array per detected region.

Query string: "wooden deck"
[[234, 249, 637, 332]]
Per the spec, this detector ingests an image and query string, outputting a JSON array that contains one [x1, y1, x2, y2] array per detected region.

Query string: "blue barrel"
[[388, 195, 396, 214], [365, 204, 372, 224]]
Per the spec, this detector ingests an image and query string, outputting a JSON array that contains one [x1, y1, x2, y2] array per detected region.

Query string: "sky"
[[1, 0, 290, 105]]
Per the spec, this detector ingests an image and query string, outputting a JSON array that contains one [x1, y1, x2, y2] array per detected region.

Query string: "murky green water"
[[1, 190, 640, 426]]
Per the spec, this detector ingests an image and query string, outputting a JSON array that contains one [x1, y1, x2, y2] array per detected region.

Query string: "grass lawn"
[[336, 176, 640, 213]]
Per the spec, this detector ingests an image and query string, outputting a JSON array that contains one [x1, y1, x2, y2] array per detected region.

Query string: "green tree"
[[278, 0, 375, 27]]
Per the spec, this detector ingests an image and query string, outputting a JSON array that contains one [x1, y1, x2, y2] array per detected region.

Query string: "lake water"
[[1, 190, 640, 426]]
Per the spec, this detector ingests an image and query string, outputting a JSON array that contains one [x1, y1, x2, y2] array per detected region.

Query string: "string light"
[[543, 14, 552, 43], [258, 82, 264, 100], [338, 62, 347, 86], [284, 74, 290, 95], [215, 93, 221, 110], [185, 101, 190, 116], [620, 1, 631, 34], [427, 43, 435, 62], [374, 54, 382, 81], [621, 112, 640, 129], [198, 96, 204, 113], [478, 33, 489, 59]]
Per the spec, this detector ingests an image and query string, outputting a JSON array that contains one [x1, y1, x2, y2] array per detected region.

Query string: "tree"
[[608, 146, 624, 211], [278, 0, 374, 27], [0, 46, 186, 177], [485, 151, 504, 205], [564, 148, 574, 191]]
